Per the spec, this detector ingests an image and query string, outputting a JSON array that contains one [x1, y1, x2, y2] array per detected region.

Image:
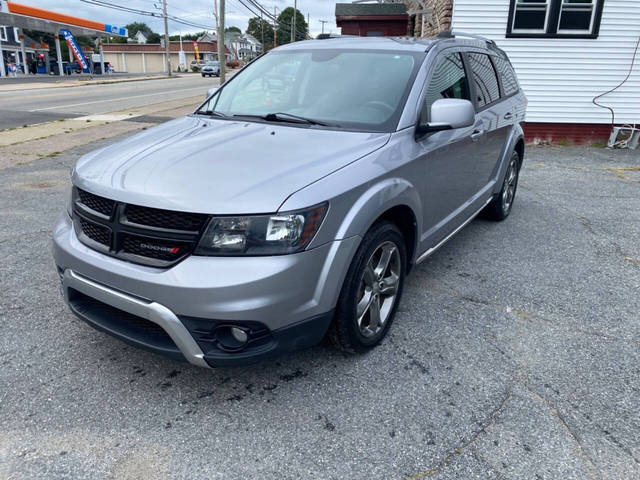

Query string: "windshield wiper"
[[232, 112, 334, 127]]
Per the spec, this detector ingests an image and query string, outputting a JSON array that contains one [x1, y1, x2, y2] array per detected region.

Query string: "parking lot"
[[1, 138, 639, 479]]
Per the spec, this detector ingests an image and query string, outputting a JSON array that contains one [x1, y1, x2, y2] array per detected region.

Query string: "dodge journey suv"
[[53, 32, 526, 368]]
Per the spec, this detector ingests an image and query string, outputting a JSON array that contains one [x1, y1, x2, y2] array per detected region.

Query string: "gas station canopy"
[[0, 0, 128, 38]]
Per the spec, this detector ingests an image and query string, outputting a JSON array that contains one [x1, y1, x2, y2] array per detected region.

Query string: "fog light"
[[215, 325, 249, 351], [231, 327, 248, 343]]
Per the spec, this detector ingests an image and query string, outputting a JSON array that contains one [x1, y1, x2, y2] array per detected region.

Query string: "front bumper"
[[53, 212, 359, 367]]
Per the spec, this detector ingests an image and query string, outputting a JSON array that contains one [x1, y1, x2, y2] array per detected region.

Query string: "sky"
[[23, 0, 342, 38]]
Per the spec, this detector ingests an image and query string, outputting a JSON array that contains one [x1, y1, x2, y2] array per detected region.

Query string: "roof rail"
[[448, 30, 496, 45]]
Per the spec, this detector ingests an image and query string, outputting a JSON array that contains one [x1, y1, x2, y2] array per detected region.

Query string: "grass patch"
[[555, 138, 571, 147]]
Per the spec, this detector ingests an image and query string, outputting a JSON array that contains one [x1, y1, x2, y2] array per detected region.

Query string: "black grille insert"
[[124, 204, 207, 232], [72, 187, 209, 268], [121, 234, 192, 262], [78, 217, 111, 247], [77, 189, 115, 217]]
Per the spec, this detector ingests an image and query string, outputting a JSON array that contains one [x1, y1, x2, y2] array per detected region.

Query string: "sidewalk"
[[0, 73, 186, 92]]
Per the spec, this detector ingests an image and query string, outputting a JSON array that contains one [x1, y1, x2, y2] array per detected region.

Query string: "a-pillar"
[[54, 33, 64, 76]]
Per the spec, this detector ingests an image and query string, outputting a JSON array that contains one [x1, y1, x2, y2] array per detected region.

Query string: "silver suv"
[[53, 32, 526, 368]]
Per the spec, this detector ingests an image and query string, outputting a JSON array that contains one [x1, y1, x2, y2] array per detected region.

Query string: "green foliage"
[[276, 7, 308, 45], [226, 26, 242, 34], [246, 17, 274, 47], [147, 32, 162, 43]]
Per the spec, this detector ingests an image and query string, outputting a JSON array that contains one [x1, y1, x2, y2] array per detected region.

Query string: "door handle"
[[471, 130, 485, 142], [504, 112, 514, 120]]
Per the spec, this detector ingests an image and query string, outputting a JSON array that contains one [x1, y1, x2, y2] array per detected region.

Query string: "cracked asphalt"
[[1, 138, 639, 479]]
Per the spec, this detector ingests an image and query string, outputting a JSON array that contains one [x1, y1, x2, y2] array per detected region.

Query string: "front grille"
[[77, 189, 115, 217], [78, 217, 111, 247], [124, 204, 207, 232], [121, 234, 192, 262], [73, 187, 209, 268]]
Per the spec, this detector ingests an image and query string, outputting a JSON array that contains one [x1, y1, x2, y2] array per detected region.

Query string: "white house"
[[127, 31, 148, 44], [449, 0, 640, 143]]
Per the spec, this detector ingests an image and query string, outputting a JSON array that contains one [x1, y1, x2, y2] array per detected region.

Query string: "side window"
[[424, 53, 470, 117], [493, 55, 520, 97], [468, 53, 501, 108]]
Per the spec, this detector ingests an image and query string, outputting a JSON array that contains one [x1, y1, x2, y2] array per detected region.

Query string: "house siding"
[[451, 0, 640, 125]]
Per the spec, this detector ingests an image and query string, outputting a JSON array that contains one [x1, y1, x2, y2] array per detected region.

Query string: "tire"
[[483, 150, 521, 221], [329, 221, 407, 353], [201, 73, 205, 77]]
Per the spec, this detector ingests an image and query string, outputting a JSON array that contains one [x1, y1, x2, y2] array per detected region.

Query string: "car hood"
[[73, 115, 390, 214]]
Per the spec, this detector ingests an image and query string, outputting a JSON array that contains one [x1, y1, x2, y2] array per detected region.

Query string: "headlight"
[[195, 203, 327, 256]]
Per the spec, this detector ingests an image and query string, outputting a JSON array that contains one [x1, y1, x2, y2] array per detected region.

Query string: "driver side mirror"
[[416, 98, 475, 136]]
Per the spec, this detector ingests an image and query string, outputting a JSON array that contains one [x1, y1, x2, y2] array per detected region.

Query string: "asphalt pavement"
[[0, 75, 215, 130], [0, 140, 639, 479]]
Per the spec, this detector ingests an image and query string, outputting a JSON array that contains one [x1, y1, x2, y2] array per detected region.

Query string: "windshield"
[[198, 49, 421, 132], [206, 61, 219, 66]]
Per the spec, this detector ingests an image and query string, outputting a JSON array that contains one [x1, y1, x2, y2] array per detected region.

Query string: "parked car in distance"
[[201, 60, 220, 77], [92, 61, 112, 74], [48, 60, 70, 75], [53, 32, 527, 369]]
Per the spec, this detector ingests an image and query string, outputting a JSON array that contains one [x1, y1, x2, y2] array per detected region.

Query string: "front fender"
[[334, 178, 422, 243]]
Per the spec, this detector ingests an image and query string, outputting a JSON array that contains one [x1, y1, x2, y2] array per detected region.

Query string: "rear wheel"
[[329, 221, 406, 353], [483, 150, 520, 221]]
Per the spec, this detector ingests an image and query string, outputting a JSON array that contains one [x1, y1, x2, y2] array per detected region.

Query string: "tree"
[[147, 32, 162, 43], [246, 16, 274, 49], [276, 7, 308, 45], [226, 26, 241, 34]]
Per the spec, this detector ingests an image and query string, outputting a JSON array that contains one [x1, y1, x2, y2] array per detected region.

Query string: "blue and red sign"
[[61, 28, 89, 71]]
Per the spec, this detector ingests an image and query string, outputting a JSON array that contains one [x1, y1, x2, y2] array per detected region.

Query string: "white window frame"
[[557, 0, 596, 34], [511, 0, 551, 34], [0, 26, 7, 42]]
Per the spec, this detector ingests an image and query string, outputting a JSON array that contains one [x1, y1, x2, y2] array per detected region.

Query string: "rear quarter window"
[[493, 55, 520, 97]]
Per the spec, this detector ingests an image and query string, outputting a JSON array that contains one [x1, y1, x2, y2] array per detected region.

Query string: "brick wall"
[[407, 0, 453, 37]]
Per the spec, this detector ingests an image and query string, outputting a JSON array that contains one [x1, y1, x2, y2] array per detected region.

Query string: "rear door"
[[465, 52, 513, 192]]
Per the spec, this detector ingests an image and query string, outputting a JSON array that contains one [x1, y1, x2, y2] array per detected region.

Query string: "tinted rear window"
[[468, 53, 500, 108], [493, 55, 519, 96]]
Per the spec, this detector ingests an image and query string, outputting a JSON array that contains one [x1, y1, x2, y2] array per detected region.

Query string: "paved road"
[[0, 140, 639, 479], [0, 75, 216, 129]]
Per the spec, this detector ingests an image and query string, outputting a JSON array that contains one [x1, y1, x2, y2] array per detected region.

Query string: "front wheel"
[[483, 151, 521, 221], [329, 221, 406, 353]]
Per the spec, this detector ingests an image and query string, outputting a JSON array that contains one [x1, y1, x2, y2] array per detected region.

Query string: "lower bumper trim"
[[63, 269, 209, 368]]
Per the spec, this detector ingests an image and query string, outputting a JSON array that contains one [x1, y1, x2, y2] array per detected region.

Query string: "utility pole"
[[291, 0, 297, 43], [319, 20, 328, 35], [162, 0, 172, 76], [273, 6, 277, 47], [217, 0, 226, 83]]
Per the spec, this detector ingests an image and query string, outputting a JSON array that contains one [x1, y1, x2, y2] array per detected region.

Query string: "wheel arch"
[[334, 178, 422, 269]]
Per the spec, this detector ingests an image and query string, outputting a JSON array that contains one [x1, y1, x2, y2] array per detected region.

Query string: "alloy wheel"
[[502, 155, 518, 214], [356, 241, 401, 338]]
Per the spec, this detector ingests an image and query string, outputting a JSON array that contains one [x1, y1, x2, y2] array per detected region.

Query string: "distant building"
[[102, 41, 232, 73], [127, 30, 148, 44], [0, 25, 49, 71], [227, 33, 262, 62], [335, 3, 409, 37], [197, 32, 217, 43]]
